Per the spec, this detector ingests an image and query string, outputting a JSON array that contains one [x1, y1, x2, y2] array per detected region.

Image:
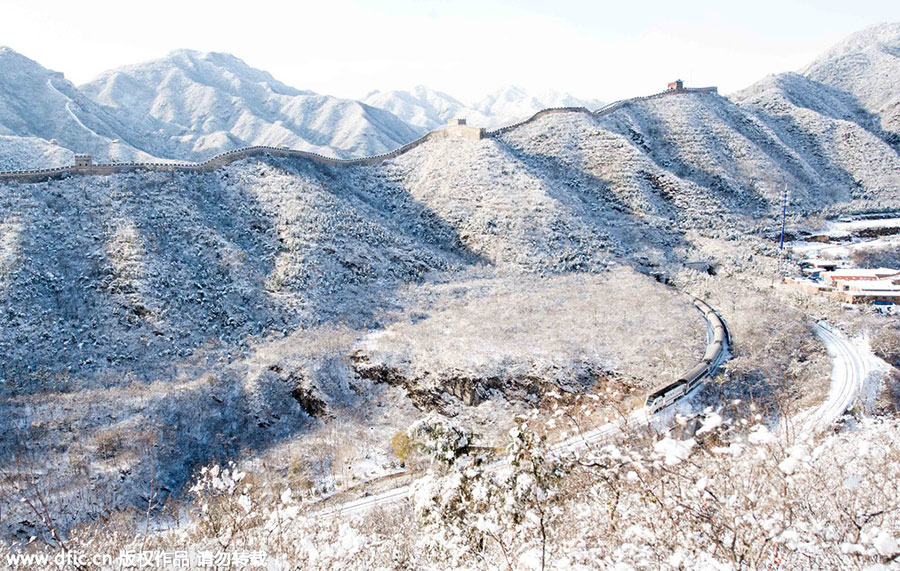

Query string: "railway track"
[[314, 296, 730, 517], [792, 323, 871, 436]]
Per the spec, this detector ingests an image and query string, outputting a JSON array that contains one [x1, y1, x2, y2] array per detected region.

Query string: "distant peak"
[[808, 21, 900, 65], [0, 46, 55, 73]]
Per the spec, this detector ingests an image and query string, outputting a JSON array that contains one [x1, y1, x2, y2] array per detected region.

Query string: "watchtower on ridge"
[[443, 118, 484, 141], [74, 154, 93, 168], [667, 79, 684, 92]]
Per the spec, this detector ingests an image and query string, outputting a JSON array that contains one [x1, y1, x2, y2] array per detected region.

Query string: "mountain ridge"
[[79, 49, 422, 161]]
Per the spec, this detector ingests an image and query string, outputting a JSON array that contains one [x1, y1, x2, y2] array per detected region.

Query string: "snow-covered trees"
[[410, 418, 564, 570], [407, 415, 474, 467]]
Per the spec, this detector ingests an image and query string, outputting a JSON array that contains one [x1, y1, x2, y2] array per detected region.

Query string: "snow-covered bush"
[[188, 463, 260, 548], [407, 415, 474, 467], [411, 419, 565, 570]]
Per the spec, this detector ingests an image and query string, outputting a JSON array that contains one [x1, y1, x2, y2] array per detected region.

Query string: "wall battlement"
[[0, 83, 718, 184]]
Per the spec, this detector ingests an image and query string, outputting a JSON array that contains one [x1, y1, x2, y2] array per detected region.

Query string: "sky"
[[1, 0, 898, 103]]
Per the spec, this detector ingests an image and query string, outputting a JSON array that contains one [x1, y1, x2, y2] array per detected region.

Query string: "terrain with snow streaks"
[[80, 50, 422, 160], [801, 22, 900, 141], [364, 85, 604, 130], [0, 47, 161, 165]]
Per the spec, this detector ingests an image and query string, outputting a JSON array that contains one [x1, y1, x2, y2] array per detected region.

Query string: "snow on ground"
[[354, 269, 705, 400], [0, 135, 72, 170], [792, 324, 887, 436], [825, 217, 900, 233]]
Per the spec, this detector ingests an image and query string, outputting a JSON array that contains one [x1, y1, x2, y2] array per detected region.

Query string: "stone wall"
[[0, 86, 718, 184]]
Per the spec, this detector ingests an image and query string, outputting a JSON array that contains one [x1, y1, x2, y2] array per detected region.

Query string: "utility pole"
[[779, 181, 789, 250]]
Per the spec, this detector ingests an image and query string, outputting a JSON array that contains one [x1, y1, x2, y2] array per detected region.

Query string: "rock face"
[[79, 50, 422, 161], [351, 353, 603, 408]]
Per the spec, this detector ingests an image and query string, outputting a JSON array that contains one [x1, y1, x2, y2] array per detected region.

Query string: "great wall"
[[0, 82, 717, 184]]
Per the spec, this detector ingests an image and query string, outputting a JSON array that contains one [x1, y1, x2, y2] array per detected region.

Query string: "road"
[[793, 323, 871, 436]]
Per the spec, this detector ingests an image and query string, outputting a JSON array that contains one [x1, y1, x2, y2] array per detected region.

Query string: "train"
[[645, 299, 729, 413]]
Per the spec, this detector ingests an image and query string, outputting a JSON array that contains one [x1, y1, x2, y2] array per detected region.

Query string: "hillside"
[[0, 136, 713, 537], [80, 50, 423, 160], [4, 80, 899, 389], [801, 22, 900, 141], [0, 136, 72, 170], [0, 47, 160, 165], [0, 158, 481, 389], [602, 90, 900, 211]]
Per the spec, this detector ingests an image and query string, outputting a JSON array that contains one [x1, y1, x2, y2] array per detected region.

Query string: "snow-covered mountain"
[[364, 85, 605, 130], [5, 23, 900, 553], [0, 47, 161, 165], [80, 50, 422, 160], [363, 86, 478, 132], [474, 85, 604, 127], [0, 135, 73, 171], [734, 23, 900, 151], [800, 22, 900, 139]]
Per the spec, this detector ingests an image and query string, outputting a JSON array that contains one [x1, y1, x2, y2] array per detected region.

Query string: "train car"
[[644, 298, 728, 413]]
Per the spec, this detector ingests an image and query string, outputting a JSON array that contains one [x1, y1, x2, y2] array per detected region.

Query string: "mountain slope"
[[80, 50, 422, 160], [9, 91, 896, 393], [0, 135, 73, 170], [474, 85, 603, 126], [0, 47, 161, 165], [363, 86, 477, 132], [801, 22, 900, 140], [600, 91, 900, 211], [0, 157, 479, 386], [733, 22, 900, 154]]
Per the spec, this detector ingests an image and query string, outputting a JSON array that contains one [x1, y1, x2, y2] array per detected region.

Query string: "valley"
[[0, 20, 899, 571]]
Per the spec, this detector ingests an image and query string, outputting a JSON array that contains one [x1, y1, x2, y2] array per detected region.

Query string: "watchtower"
[[444, 118, 484, 141], [667, 79, 684, 92], [74, 154, 92, 168]]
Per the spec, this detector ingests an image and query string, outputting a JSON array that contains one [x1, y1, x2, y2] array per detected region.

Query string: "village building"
[[787, 265, 900, 305], [822, 268, 900, 287]]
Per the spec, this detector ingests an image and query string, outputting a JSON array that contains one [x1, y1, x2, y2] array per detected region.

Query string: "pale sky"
[[1, 0, 899, 103]]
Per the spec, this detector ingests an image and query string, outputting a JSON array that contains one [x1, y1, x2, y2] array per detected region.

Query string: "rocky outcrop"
[[350, 351, 605, 409]]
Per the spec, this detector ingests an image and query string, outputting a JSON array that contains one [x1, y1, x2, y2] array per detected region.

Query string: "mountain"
[[7, 85, 899, 399], [80, 50, 422, 160], [6, 24, 900, 543], [364, 85, 605, 130], [733, 22, 900, 153], [363, 86, 478, 132], [0, 47, 161, 165], [0, 135, 73, 170], [473, 85, 604, 127], [800, 22, 900, 140]]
